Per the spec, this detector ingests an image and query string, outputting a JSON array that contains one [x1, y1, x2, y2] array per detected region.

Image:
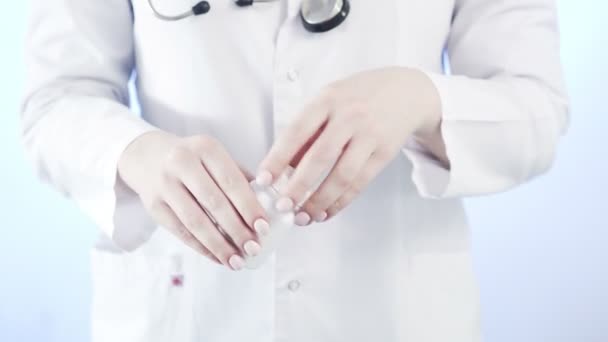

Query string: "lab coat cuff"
[[92, 115, 160, 251], [400, 71, 458, 199], [404, 71, 538, 199], [402, 139, 450, 199], [403, 120, 495, 199]]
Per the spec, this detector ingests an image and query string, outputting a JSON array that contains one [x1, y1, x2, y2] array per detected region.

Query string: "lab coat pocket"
[[400, 251, 481, 342], [91, 248, 186, 342]]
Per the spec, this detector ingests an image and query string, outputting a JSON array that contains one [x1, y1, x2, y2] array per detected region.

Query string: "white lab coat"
[[21, 0, 568, 341]]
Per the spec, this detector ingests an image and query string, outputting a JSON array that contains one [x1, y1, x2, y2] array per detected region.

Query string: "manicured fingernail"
[[244, 240, 261, 257], [229, 255, 245, 271], [256, 170, 273, 187], [275, 197, 294, 212], [313, 211, 328, 222], [253, 218, 270, 236], [295, 212, 311, 226]]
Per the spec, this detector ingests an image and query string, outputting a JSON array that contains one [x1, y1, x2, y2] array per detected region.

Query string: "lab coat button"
[[288, 280, 301, 292], [287, 69, 299, 82]]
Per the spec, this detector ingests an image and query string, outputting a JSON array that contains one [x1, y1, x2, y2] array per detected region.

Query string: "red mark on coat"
[[171, 275, 184, 287]]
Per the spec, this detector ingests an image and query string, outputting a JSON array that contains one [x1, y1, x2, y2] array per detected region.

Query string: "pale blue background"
[[1, 1, 606, 341]]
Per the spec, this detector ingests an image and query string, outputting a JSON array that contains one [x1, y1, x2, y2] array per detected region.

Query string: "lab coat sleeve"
[[21, 0, 160, 250], [403, 0, 569, 198]]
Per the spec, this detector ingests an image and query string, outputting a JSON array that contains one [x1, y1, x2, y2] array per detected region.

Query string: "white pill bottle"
[[244, 168, 296, 269]]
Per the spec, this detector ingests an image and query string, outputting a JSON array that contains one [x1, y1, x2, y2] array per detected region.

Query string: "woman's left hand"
[[257, 67, 444, 225]]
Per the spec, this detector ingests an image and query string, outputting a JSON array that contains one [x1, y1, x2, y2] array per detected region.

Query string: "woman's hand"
[[257, 67, 446, 225], [118, 131, 269, 270]]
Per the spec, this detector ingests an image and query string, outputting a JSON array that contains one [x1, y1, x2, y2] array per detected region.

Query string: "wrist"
[[406, 69, 449, 167], [117, 130, 177, 193], [410, 68, 442, 136]]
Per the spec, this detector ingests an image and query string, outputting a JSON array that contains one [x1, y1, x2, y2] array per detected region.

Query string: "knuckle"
[[218, 174, 237, 191], [288, 182, 311, 200], [268, 137, 294, 156], [366, 127, 382, 141], [364, 135, 381, 147], [344, 101, 369, 118], [308, 190, 330, 208], [189, 135, 219, 153], [374, 147, 394, 161], [313, 148, 337, 164], [200, 234, 225, 256], [333, 197, 348, 212], [205, 244, 226, 262], [366, 120, 385, 135], [203, 192, 223, 211], [182, 212, 206, 231], [302, 202, 316, 214], [304, 194, 319, 207], [160, 168, 177, 184], [213, 246, 236, 264], [238, 202, 262, 225], [326, 205, 340, 217], [338, 197, 350, 210], [341, 117, 360, 133], [166, 146, 192, 165], [317, 193, 335, 207], [320, 83, 338, 99], [327, 205, 341, 217], [229, 224, 256, 246], [270, 149, 291, 168], [332, 170, 352, 188], [361, 112, 376, 127], [328, 203, 340, 215], [348, 185, 362, 199], [319, 85, 339, 107]]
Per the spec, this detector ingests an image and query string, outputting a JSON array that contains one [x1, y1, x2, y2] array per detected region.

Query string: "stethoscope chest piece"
[[301, 0, 350, 33]]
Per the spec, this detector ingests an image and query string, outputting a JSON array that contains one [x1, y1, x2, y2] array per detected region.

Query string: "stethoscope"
[[147, 0, 350, 33]]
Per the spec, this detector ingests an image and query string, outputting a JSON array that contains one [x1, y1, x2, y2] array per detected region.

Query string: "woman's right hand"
[[118, 131, 269, 270]]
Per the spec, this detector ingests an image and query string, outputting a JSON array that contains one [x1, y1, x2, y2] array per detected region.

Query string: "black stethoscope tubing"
[[146, 0, 350, 33]]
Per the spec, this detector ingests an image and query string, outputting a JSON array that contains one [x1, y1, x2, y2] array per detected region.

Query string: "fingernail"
[[229, 255, 245, 271], [256, 170, 273, 187], [243, 240, 261, 257], [295, 212, 311, 226], [253, 218, 270, 236], [275, 197, 294, 212], [313, 211, 328, 222]]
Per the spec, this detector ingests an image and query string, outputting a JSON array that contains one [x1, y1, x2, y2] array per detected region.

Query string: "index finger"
[[257, 101, 329, 186], [197, 140, 270, 234]]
